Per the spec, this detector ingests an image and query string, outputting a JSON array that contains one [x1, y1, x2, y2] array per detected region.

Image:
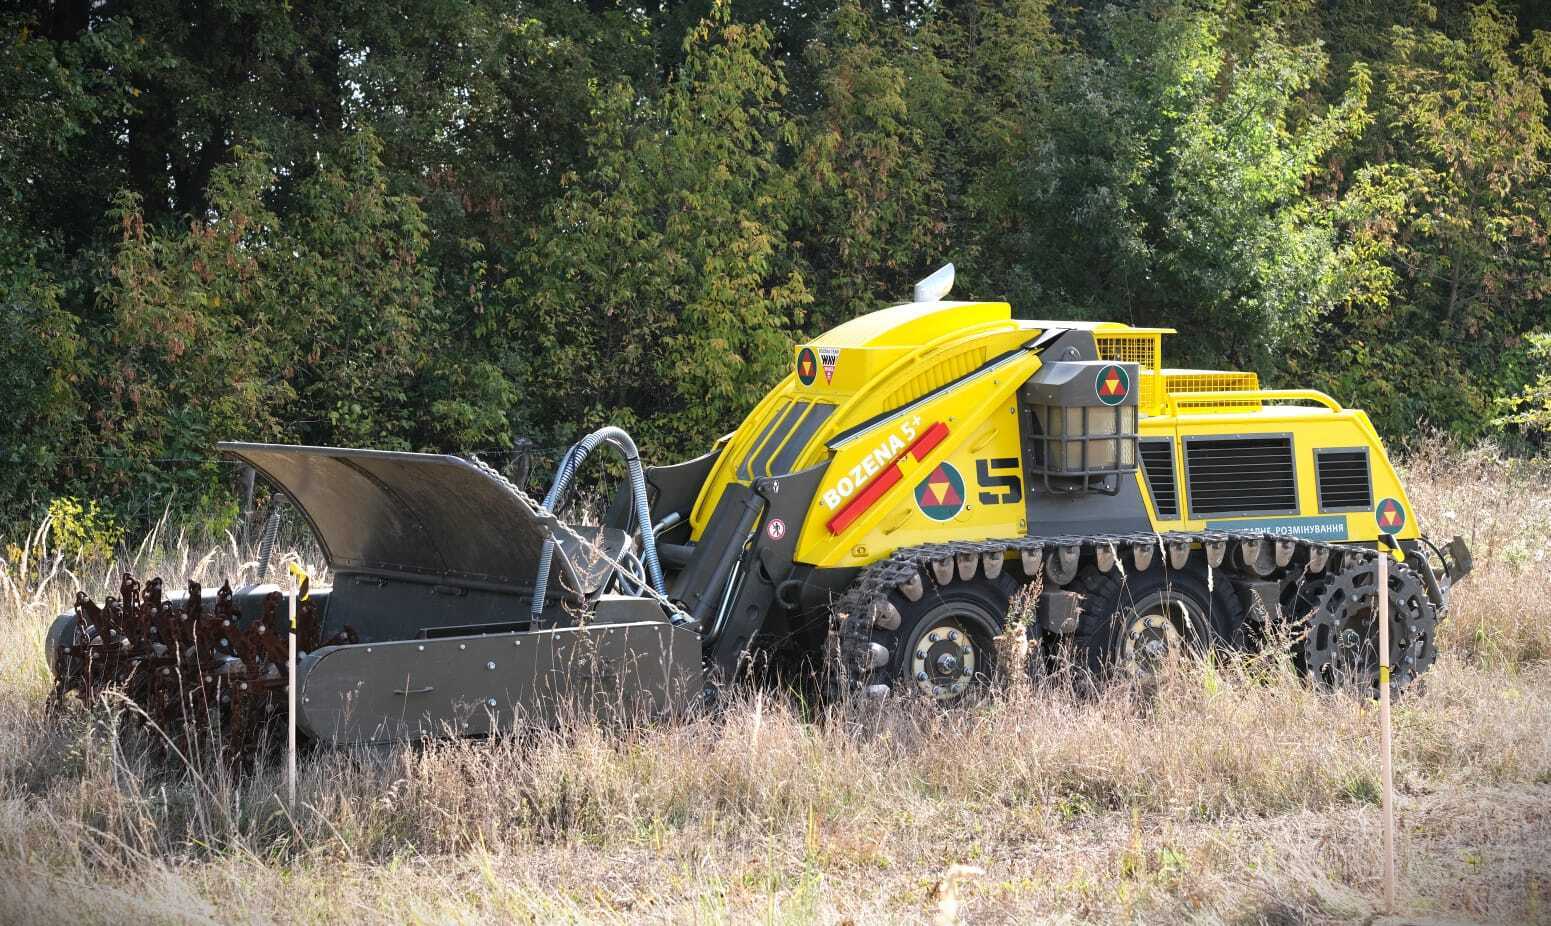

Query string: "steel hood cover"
[[220, 442, 564, 591]]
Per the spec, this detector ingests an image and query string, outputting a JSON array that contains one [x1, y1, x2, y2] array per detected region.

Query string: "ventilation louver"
[[1185, 435, 1297, 517], [1139, 439, 1179, 519], [1315, 448, 1372, 512]]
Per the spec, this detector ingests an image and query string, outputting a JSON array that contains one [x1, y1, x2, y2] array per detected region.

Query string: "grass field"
[[1, 445, 1548, 925]]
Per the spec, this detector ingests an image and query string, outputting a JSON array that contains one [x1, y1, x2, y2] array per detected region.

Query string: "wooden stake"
[[287, 578, 298, 811], [1377, 540, 1396, 913]]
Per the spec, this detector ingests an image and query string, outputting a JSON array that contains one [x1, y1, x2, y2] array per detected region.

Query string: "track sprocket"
[[1294, 557, 1437, 696]]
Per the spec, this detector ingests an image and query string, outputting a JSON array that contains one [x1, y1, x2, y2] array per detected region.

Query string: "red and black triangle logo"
[[1095, 363, 1131, 406], [796, 347, 818, 386], [1376, 497, 1405, 534], [915, 462, 966, 521]]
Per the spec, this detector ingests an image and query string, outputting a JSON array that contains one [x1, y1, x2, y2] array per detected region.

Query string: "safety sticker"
[[819, 347, 840, 383], [796, 347, 818, 386], [766, 517, 787, 541], [1095, 363, 1130, 406], [915, 461, 966, 522], [1375, 497, 1406, 534]]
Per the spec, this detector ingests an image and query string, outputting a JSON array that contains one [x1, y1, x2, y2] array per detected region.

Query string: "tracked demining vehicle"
[[48, 265, 1473, 754]]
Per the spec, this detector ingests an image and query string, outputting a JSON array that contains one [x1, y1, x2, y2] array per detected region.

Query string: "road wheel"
[[862, 570, 1018, 702], [1071, 557, 1244, 678]]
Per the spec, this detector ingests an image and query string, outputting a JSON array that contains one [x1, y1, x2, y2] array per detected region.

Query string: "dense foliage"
[[2, 0, 1549, 528]]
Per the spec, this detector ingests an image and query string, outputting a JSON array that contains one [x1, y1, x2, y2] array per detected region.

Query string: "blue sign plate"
[[1204, 515, 1348, 541]]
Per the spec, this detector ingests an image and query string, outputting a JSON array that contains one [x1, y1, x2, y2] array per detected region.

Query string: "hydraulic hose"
[[530, 427, 666, 618]]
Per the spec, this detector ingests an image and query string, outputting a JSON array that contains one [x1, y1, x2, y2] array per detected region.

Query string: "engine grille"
[[1315, 448, 1372, 511], [1139, 438, 1179, 519], [1185, 435, 1297, 517]]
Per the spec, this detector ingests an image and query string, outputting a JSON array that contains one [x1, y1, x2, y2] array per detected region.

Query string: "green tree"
[[1306, 3, 1551, 439], [792, 3, 950, 328], [94, 134, 511, 522], [993, 3, 1374, 367], [512, 11, 809, 455]]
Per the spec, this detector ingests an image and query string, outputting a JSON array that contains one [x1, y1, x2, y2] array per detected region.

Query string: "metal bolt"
[[916, 671, 929, 682], [486, 698, 498, 708], [486, 661, 496, 671], [459, 643, 466, 651], [916, 649, 928, 660], [417, 645, 425, 652]]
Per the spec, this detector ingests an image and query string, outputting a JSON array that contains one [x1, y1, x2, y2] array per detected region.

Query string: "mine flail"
[[48, 263, 1473, 759]]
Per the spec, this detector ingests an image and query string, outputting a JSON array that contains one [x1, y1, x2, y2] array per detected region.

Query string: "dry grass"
[[1, 448, 1549, 925]]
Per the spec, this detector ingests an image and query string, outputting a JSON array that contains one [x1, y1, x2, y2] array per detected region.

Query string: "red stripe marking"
[[825, 421, 951, 535], [911, 421, 950, 457], [826, 467, 901, 535]]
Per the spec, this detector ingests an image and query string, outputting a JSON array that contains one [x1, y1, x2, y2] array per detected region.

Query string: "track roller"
[[1020, 547, 1044, 579], [931, 557, 954, 586], [1047, 545, 1081, 584]]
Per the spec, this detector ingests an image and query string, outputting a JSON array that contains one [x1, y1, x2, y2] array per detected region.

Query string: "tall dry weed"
[[0, 445, 1547, 923]]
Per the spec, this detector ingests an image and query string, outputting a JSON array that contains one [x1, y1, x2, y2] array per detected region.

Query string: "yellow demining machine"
[[48, 265, 1472, 753]]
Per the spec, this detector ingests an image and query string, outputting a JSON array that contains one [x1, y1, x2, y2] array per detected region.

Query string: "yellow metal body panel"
[[689, 300, 1419, 570], [1137, 403, 1418, 548], [690, 301, 1041, 562]]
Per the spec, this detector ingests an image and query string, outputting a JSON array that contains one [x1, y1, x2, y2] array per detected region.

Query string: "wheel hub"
[[911, 622, 976, 700], [1121, 611, 1184, 676]]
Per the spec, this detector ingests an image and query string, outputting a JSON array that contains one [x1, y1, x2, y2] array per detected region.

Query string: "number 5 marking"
[[976, 457, 1022, 505]]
